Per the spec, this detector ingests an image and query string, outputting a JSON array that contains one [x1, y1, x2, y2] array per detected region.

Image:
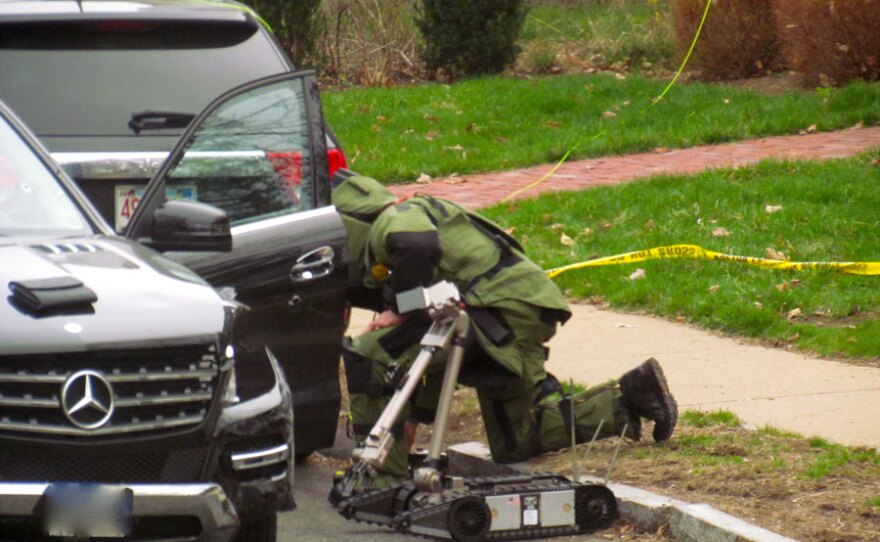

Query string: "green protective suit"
[[332, 176, 635, 476]]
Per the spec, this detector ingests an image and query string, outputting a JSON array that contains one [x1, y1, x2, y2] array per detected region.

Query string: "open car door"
[[126, 71, 346, 456]]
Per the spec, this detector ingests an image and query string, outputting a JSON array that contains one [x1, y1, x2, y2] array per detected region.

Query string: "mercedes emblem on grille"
[[61, 370, 115, 430]]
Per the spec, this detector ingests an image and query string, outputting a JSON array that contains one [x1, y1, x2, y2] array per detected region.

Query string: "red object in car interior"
[[266, 151, 303, 205]]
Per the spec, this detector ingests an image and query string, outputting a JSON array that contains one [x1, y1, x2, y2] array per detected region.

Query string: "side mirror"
[[147, 200, 232, 252]]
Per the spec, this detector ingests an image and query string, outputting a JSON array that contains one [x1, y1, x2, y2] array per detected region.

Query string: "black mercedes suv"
[[0, 65, 341, 540], [0, 0, 347, 460]]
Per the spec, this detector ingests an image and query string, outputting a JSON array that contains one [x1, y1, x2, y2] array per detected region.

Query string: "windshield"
[[0, 114, 91, 236], [0, 21, 287, 138]]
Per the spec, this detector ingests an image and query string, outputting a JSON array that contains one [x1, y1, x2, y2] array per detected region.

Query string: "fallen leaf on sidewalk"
[[415, 172, 432, 184], [615, 323, 639, 328]]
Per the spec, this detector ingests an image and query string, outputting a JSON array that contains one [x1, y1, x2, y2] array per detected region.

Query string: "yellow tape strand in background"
[[545, 244, 880, 278]]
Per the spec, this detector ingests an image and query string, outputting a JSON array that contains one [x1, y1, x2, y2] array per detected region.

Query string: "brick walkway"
[[388, 126, 880, 208]]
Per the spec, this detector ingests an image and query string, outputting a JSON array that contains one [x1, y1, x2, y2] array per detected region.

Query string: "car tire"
[[234, 512, 277, 542]]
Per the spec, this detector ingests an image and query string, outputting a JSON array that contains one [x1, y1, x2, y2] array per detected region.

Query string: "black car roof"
[[0, 0, 260, 24]]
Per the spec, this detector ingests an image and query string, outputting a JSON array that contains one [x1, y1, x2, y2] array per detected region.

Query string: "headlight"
[[225, 344, 277, 403]]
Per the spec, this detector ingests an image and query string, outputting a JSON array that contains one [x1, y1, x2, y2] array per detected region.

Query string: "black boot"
[[619, 358, 677, 442]]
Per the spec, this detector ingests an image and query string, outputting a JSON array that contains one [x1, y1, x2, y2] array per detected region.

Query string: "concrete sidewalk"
[[548, 304, 880, 449], [371, 128, 880, 449]]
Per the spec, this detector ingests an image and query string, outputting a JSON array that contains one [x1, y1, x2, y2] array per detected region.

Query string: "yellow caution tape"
[[545, 244, 880, 278]]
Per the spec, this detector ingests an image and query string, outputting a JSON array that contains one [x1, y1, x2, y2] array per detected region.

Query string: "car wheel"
[[234, 512, 277, 542]]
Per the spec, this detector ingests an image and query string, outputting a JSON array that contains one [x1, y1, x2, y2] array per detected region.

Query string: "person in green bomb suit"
[[330, 173, 677, 497]]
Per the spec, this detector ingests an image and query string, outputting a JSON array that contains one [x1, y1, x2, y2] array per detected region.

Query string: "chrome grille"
[[0, 345, 218, 437]]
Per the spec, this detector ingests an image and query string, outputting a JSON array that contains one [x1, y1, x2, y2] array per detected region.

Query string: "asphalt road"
[[278, 462, 420, 542]]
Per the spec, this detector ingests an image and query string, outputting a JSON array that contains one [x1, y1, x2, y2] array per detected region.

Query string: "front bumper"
[[0, 482, 238, 542]]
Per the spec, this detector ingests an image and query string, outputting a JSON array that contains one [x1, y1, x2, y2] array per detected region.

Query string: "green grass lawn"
[[480, 152, 880, 359], [323, 73, 880, 184]]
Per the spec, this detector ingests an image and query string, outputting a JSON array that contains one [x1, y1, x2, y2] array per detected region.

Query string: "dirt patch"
[[437, 389, 880, 542], [725, 72, 810, 95]]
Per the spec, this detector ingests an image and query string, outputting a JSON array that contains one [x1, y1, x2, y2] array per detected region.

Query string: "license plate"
[[114, 184, 197, 232], [44, 484, 133, 538]]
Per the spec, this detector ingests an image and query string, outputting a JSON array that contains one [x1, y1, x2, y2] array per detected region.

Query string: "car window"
[[0, 21, 287, 138], [160, 78, 314, 226], [0, 115, 90, 236]]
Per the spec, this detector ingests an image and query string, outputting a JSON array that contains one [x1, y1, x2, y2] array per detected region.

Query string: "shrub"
[[417, 0, 529, 79], [670, 0, 783, 80], [244, 0, 322, 67], [318, 0, 420, 86], [773, 0, 880, 86]]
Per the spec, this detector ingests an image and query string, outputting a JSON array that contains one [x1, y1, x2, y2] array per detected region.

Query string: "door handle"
[[290, 246, 335, 283]]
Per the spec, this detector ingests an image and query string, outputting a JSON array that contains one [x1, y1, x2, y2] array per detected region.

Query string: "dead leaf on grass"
[[765, 205, 783, 214], [375, 115, 386, 122], [712, 227, 731, 237], [504, 227, 516, 235], [765, 247, 789, 261], [560, 233, 576, 247], [496, 136, 509, 144], [415, 172, 432, 184], [614, 72, 626, 80], [544, 120, 561, 128], [444, 144, 464, 151], [708, 284, 720, 293], [550, 223, 564, 232], [787, 308, 803, 320], [806, 124, 817, 133], [628, 268, 646, 280], [644, 218, 656, 231], [371, 124, 381, 132], [601, 111, 617, 119], [424, 130, 440, 141], [582, 227, 593, 236]]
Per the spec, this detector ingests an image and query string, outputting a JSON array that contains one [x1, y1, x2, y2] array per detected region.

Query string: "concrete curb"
[[447, 442, 799, 542]]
